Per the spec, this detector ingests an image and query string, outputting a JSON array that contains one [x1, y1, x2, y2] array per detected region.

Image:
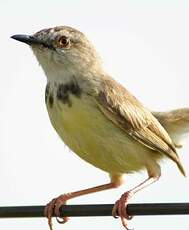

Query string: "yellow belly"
[[46, 94, 160, 174]]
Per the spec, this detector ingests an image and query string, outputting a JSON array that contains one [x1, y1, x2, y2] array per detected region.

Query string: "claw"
[[112, 200, 120, 218], [56, 216, 70, 224], [112, 191, 134, 230], [44, 194, 72, 230]]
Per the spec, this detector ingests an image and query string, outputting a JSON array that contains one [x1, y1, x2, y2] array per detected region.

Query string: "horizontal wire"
[[0, 203, 189, 218]]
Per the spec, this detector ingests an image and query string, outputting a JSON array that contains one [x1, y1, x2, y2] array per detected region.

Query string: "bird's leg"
[[112, 169, 160, 230], [44, 174, 124, 230]]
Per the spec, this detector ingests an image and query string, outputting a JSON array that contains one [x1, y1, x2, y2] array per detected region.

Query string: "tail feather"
[[175, 158, 186, 177], [153, 108, 189, 176], [153, 108, 189, 148]]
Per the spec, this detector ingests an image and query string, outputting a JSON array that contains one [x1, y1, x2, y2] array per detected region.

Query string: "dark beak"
[[11, 34, 43, 45]]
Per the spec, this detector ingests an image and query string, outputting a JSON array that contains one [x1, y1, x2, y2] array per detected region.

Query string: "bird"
[[11, 26, 189, 230]]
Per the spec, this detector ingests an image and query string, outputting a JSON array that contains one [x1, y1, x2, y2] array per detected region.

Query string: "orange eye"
[[57, 36, 70, 48]]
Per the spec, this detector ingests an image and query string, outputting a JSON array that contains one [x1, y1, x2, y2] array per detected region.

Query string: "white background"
[[1, 1, 189, 230]]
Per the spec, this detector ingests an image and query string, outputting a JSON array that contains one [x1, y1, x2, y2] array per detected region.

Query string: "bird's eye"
[[57, 36, 70, 48]]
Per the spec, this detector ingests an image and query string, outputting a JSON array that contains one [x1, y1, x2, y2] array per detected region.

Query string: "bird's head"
[[11, 26, 102, 80]]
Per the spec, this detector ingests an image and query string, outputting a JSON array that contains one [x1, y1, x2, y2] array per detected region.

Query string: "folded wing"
[[95, 77, 185, 176]]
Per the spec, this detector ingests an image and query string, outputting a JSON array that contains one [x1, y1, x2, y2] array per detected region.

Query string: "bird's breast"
[[45, 83, 161, 174]]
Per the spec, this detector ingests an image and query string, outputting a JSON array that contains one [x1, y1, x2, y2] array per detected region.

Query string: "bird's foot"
[[44, 193, 72, 230], [112, 191, 134, 230]]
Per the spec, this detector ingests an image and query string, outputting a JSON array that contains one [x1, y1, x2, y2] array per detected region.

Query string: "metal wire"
[[0, 203, 189, 218]]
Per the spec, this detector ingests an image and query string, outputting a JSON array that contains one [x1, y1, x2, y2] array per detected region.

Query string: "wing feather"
[[95, 77, 185, 176]]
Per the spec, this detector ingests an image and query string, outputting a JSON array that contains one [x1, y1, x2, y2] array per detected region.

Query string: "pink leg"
[[112, 175, 160, 229], [44, 174, 124, 230]]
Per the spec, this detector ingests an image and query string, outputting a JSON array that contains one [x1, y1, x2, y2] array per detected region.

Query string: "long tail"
[[153, 108, 189, 148]]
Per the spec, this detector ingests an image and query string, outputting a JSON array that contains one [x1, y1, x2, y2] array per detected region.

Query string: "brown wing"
[[95, 77, 185, 176]]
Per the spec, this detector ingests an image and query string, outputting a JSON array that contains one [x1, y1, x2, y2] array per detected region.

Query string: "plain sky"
[[1, 0, 189, 230]]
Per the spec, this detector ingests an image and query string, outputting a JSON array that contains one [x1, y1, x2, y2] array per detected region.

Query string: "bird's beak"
[[11, 34, 43, 46]]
